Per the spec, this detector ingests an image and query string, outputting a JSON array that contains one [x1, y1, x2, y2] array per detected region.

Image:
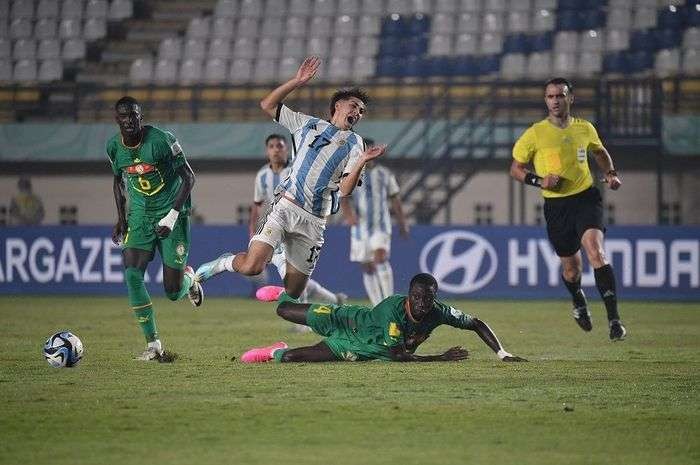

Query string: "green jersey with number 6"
[[106, 125, 191, 218]]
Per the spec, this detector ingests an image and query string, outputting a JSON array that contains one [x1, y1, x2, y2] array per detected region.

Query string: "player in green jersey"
[[108, 96, 203, 362], [241, 274, 527, 363]]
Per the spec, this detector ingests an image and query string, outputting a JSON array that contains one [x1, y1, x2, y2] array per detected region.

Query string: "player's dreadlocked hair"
[[115, 96, 140, 111], [329, 87, 369, 116], [544, 77, 574, 93], [410, 273, 438, 291]]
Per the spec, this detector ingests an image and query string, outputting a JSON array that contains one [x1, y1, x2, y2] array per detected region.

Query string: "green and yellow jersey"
[[308, 295, 475, 361], [512, 117, 604, 198], [107, 125, 191, 218]]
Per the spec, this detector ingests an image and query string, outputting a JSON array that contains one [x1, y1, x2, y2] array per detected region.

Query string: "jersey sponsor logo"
[[577, 147, 587, 162], [388, 322, 401, 338], [126, 163, 155, 175], [419, 230, 498, 294], [313, 305, 332, 314]]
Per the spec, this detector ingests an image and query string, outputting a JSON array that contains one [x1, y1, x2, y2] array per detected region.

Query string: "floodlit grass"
[[1, 296, 698, 465]]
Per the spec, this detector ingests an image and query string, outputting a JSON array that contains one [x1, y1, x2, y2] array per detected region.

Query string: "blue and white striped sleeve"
[[275, 104, 314, 133]]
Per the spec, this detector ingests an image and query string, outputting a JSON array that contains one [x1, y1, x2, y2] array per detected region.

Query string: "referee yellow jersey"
[[513, 117, 604, 198]]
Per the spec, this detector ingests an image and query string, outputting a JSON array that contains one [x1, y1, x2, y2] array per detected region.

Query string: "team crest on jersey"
[[388, 322, 401, 338], [127, 163, 155, 175], [337, 139, 346, 146], [176, 243, 186, 257]]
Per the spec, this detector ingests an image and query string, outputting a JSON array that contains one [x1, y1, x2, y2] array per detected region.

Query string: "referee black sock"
[[594, 264, 620, 322], [562, 275, 587, 309]]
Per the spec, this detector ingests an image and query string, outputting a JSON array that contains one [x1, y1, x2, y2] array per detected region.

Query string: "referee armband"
[[524, 172, 543, 188]]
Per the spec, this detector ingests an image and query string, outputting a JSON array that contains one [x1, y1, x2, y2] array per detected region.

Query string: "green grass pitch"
[[1, 296, 698, 465]]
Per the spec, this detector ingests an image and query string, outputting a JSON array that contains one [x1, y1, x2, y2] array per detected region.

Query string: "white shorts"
[[350, 231, 392, 263], [251, 197, 326, 276]]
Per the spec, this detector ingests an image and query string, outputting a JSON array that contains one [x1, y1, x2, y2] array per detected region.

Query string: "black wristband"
[[524, 172, 543, 187]]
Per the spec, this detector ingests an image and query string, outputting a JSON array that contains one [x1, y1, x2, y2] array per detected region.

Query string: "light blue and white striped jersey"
[[351, 164, 400, 239], [253, 164, 291, 204], [275, 104, 365, 217]]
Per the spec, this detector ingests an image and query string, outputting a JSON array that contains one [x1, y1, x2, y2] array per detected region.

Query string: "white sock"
[[375, 261, 394, 299], [305, 278, 338, 304], [246, 268, 268, 287], [223, 254, 236, 272], [363, 272, 383, 306], [148, 339, 163, 355]]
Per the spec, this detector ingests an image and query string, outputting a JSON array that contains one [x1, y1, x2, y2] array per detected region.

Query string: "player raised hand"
[[362, 144, 387, 162], [440, 346, 469, 361], [294, 56, 321, 86]]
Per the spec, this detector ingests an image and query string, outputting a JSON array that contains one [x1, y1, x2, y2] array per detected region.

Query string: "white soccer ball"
[[43, 331, 84, 368]]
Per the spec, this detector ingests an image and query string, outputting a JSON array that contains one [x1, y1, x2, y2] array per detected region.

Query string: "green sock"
[[133, 306, 158, 342], [278, 291, 299, 304], [165, 271, 192, 301], [273, 348, 288, 362]]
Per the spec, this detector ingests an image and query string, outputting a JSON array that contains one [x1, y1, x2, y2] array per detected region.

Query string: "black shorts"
[[543, 186, 605, 257]]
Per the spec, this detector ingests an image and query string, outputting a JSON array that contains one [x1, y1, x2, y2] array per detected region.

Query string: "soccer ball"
[[43, 331, 83, 368]]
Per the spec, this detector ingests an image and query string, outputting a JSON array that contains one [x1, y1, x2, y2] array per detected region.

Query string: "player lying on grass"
[[242, 273, 527, 363]]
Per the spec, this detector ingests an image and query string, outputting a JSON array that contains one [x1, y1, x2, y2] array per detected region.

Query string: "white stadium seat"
[[337, 0, 360, 16], [580, 30, 604, 53], [454, 33, 477, 55], [386, 0, 413, 15], [58, 19, 81, 39], [500, 53, 527, 79], [130, 57, 153, 83], [187, 17, 211, 39], [683, 28, 700, 50], [358, 15, 381, 35], [480, 33, 503, 55], [355, 36, 379, 57], [606, 29, 630, 52], [208, 38, 232, 59], [38, 59, 63, 81], [261, 17, 284, 38], [484, 0, 506, 12], [330, 36, 354, 58], [459, 0, 482, 12], [281, 37, 306, 59], [108, 0, 133, 20], [285, 16, 307, 37], [10, 18, 33, 39], [232, 37, 257, 59], [204, 58, 228, 84], [429, 34, 452, 56], [37, 39, 60, 59], [14, 59, 37, 81], [154, 58, 177, 84], [526, 51, 552, 79], [654, 48, 681, 78], [229, 58, 253, 83], [606, 8, 632, 30], [277, 56, 301, 80], [0, 59, 12, 81], [13, 38, 36, 59], [435, 0, 457, 14], [37, 0, 60, 18], [360, 0, 384, 15], [239, 0, 263, 17], [352, 55, 375, 81], [61, 0, 84, 19], [258, 36, 281, 59], [306, 37, 329, 57], [253, 58, 277, 83], [682, 49, 700, 75], [62, 38, 86, 60], [326, 56, 351, 81], [159, 37, 182, 60], [531, 9, 555, 32], [432, 13, 455, 35], [554, 31, 578, 53], [553, 52, 576, 76], [183, 38, 206, 60], [11, 0, 34, 19], [633, 8, 657, 29], [308, 17, 333, 37], [507, 11, 530, 33], [264, 0, 288, 17], [506, 0, 530, 12], [456, 13, 479, 34], [215, 0, 237, 18], [335, 15, 356, 36], [34, 19, 57, 40], [236, 17, 259, 38], [212, 17, 235, 39], [179, 58, 203, 85], [314, 0, 336, 16], [482, 12, 504, 33], [290, 0, 313, 16], [83, 18, 107, 40], [578, 51, 602, 77], [534, 0, 557, 8], [85, 0, 109, 18]]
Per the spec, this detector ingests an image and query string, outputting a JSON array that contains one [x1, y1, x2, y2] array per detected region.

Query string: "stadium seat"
[[500, 53, 527, 79], [314, 0, 336, 16], [477, 54, 500, 75], [264, 0, 288, 17], [281, 37, 306, 58], [432, 13, 455, 35], [381, 15, 406, 37], [188, 17, 211, 39], [62, 38, 86, 60], [484, 0, 506, 12], [480, 33, 503, 55], [658, 5, 684, 30], [233, 37, 256, 59], [606, 8, 632, 30], [633, 8, 657, 29], [578, 51, 602, 77], [61, 0, 84, 19], [526, 51, 552, 79], [688, 4, 700, 27], [285, 16, 307, 37], [37, 0, 60, 18], [13, 59, 37, 81], [409, 13, 430, 35], [503, 34, 529, 54], [215, 0, 237, 18], [334, 15, 356, 36], [13, 39, 36, 59], [402, 55, 425, 77], [355, 36, 379, 57], [606, 29, 629, 52], [10, 18, 33, 39], [38, 58, 63, 81], [154, 58, 177, 84], [553, 51, 576, 75], [429, 34, 452, 56], [337, 0, 360, 16], [359, 0, 383, 15], [379, 36, 402, 56], [435, 0, 458, 14], [630, 29, 656, 52], [37, 39, 60, 59], [290, 0, 312, 16], [628, 50, 653, 73], [204, 58, 227, 84], [580, 30, 604, 53], [386, 0, 413, 15], [608, 0, 632, 6], [85, 0, 108, 18], [682, 48, 700, 75], [456, 12, 479, 33], [406, 36, 428, 55], [179, 59, 203, 85], [603, 51, 629, 74], [261, 17, 284, 38], [358, 15, 381, 35], [108, 0, 133, 20], [183, 39, 206, 60], [306, 37, 329, 57], [34, 19, 57, 40], [229, 58, 253, 83], [529, 31, 552, 52], [507, 11, 530, 33], [424, 56, 450, 77], [482, 12, 504, 32], [239, 0, 263, 17], [159, 37, 182, 61], [330, 36, 354, 58], [129, 57, 153, 83], [655, 29, 681, 50], [258, 36, 281, 59], [554, 31, 578, 53], [459, 0, 481, 12], [83, 18, 107, 40], [212, 17, 235, 39], [309, 16, 333, 37], [59, 19, 81, 39], [557, 10, 579, 31], [253, 58, 277, 83], [683, 28, 700, 50], [277, 56, 301, 80], [11, 0, 33, 19], [208, 38, 232, 59], [0, 38, 10, 59], [454, 33, 477, 55], [377, 56, 401, 77], [0, 19, 7, 38], [0, 0, 8, 17], [654, 48, 681, 78], [0, 59, 12, 81], [534, 0, 557, 8], [531, 9, 555, 32]]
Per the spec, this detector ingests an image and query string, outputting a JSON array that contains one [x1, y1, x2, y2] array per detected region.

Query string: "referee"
[[510, 78, 626, 341]]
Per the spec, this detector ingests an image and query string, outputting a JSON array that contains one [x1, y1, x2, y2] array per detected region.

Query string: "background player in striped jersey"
[[341, 138, 409, 305], [251, 133, 346, 306], [196, 56, 386, 302]]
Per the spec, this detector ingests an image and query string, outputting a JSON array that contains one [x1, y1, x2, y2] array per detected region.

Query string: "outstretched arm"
[[111, 174, 127, 244], [470, 318, 527, 362], [260, 56, 320, 118], [389, 345, 469, 362], [156, 162, 195, 238]]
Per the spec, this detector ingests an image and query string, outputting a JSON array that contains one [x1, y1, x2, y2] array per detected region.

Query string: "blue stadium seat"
[[381, 15, 408, 37], [628, 50, 653, 73], [477, 55, 500, 75], [530, 32, 552, 52], [379, 36, 403, 57], [584, 0, 606, 8], [402, 55, 424, 77], [629, 29, 657, 52], [405, 36, 428, 55], [427, 56, 452, 77], [603, 51, 629, 73], [408, 13, 430, 35], [581, 9, 606, 30], [686, 3, 700, 27], [654, 28, 682, 50], [658, 6, 685, 29], [377, 56, 402, 77], [451, 56, 477, 77], [503, 34, 530, 54], [557, 0, 580, 10], [556, 10, 579, 30]]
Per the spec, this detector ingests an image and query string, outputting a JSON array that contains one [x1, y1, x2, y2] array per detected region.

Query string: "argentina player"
[[196, 56, 386, 301]]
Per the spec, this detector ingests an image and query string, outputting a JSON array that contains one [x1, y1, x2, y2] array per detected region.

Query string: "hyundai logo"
[[419, 230, 498, 294]]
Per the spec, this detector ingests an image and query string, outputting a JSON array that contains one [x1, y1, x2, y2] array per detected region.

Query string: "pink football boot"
[[240, 341, 288, 363], [255, 285, 285, 302]]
